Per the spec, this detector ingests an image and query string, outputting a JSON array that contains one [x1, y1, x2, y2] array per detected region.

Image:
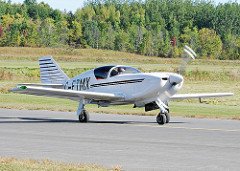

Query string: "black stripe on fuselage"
[[90, 79, 144, 88]]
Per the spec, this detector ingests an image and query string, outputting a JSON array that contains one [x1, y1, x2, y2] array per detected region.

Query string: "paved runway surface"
[[0, 109, 240, 170]]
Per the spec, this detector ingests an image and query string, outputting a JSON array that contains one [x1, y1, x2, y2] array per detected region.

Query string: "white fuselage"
[[63, 67, 183, 106]]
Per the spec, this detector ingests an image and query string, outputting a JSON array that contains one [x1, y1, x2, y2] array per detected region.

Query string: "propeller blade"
[[184, 45, 197, 59], [158, 46, 196, 110], [178, 45, 197, 75]]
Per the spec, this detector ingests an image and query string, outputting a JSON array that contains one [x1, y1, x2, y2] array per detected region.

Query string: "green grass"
[[0, 62, 239, 82], [0, 47, 239, 119], [170, 102, 240, 119], [0, 157, 120, 171]]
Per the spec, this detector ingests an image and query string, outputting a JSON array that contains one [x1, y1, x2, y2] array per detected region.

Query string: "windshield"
[[94, 66, 115, 79]]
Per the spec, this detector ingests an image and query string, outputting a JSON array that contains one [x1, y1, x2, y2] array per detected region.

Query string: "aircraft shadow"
[[88, 120, 156, 124], [0, 116, 187, 124], [0, 117, 77, 124], [89, 121, 187, 124]]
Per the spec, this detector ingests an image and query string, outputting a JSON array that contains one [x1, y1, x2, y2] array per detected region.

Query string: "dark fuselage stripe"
[[91, 80, 143, 87], [90, 79, 144, 88]]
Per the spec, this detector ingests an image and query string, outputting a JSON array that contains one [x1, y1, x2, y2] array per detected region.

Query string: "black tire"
[[165, 112, 170, 123], [78, 110, 89, 123], [156, 113, 166, 125]]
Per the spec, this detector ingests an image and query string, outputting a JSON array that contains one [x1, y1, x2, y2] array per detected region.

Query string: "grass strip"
[[0, 157, 121, 171]]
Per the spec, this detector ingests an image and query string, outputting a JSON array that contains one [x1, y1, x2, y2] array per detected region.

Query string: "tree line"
[[0, 0, 239, 60]]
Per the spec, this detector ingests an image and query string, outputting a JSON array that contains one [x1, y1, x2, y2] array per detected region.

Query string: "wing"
[[11, 85, 124, 101], [171, 93, 233, 100]]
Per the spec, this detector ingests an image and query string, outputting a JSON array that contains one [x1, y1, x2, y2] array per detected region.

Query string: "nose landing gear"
[[156, 110, 170, 125], [155, 99, 170, 125]]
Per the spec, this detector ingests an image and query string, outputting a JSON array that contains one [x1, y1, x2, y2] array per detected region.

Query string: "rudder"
[[39, 56, 69, 84]]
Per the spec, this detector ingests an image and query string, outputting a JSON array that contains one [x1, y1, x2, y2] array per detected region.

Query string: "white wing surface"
[[171, 93, 233, 100], [11, 85, 124, 101]]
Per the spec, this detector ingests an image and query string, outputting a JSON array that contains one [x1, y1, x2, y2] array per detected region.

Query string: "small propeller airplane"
[[11, 46, 233, 124]]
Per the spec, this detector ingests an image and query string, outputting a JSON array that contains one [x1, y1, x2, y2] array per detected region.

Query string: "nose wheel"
[[156, 113, 166, 125], [156, 111, 170, 125]]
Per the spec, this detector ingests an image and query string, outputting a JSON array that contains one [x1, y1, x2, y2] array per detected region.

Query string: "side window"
[[94, 66, 114, 79], [110, 67, 141, 77]]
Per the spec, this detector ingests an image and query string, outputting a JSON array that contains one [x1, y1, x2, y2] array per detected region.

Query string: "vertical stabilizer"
[[39, 56, 69, 84]]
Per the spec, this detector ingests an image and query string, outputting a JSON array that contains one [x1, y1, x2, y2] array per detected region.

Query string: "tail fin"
[[39, 56, 69, 84]]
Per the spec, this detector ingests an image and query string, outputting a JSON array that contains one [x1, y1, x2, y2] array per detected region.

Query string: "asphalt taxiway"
[[0, 109, 240, 170]]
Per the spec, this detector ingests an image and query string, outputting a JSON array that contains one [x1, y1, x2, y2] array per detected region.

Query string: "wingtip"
[[9, 85, 28, 93]]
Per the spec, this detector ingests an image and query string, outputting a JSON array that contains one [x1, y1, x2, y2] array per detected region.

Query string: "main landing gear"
[[78, 110, 89, 122], [77, 100, 89, 123]]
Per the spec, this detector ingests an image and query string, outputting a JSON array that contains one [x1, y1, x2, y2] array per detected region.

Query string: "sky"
[[10, 0, 240, 12], [11, 0, 85, 12]]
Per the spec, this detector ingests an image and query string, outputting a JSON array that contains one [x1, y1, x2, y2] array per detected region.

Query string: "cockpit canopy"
[[94, 65, 141, 79]]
